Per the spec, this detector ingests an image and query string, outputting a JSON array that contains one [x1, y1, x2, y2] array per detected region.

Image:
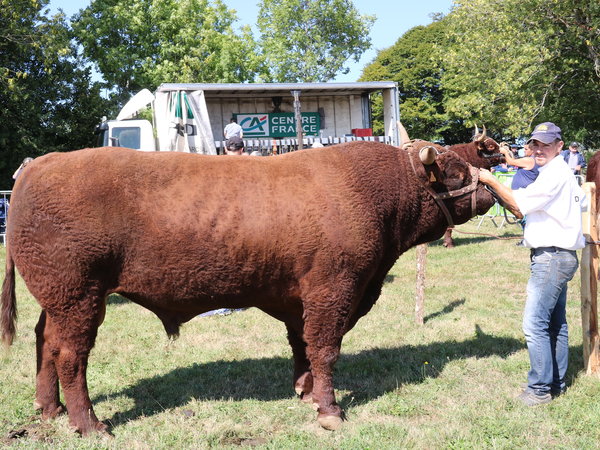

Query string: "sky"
[[49, 0, 454, 82]]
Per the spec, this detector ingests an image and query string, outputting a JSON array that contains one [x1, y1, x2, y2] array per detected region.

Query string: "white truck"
[[95, 82, 401, 154]]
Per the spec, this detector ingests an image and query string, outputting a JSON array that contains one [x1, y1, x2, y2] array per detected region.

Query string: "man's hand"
[[478, 168, 496, 185], [498, 143, 512, 157]]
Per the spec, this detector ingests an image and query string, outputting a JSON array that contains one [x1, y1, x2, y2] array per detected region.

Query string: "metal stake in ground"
[[292, 90, 304, 151], [415, 244, 427, 325]]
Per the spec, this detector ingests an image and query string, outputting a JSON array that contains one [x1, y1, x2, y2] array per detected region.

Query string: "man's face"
[[530, 139, 563, 167], [569, 145, 579, 153]]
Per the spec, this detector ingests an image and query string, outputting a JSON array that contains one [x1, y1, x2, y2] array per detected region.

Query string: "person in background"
[[499, 143, 539, 246], [478, 122, 585, 407], [223, 117, 243, 140], [561, 141, 586, 175], [491, 162, 510, 173], [500, 143, 538, 191], [224, 136, 246, 155]]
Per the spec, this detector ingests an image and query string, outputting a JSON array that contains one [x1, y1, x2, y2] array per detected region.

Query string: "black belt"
[[531, 246, 575, 255]]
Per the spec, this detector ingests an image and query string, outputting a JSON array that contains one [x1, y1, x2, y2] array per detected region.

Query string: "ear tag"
[[429, 172, 437, 182]]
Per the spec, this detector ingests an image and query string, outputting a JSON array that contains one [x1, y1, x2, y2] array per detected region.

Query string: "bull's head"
[[473, 125, 504, 165], [412, 141, 496, 227]]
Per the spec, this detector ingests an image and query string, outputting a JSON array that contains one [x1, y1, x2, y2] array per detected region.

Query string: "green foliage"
[[444, 0, 600, 146], [257, 0, 374, 82], [361, 19, 473, 143], [0, 0, 109, 189], [362, 1, 600, 146], [72, 0, 262, 101]]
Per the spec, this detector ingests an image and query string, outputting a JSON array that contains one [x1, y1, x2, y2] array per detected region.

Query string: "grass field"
[[2, 219, 600, 449]]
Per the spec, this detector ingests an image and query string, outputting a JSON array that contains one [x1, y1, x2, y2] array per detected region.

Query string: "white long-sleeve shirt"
[[513, 155, 586, 250]]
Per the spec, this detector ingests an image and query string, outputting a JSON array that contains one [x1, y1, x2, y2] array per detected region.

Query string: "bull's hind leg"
[[34, 310, 65, 419], [285, 324, 314, 404], [44, 295, 107, 435]]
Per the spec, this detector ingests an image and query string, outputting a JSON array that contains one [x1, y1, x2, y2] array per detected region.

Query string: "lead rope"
[[408, 149, 456, 228]]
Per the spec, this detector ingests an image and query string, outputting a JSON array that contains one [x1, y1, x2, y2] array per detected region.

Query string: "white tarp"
[[155, 90, 217, 154], [116, 88, 155, 121]]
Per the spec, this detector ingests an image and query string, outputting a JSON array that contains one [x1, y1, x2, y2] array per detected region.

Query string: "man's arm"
[[478, 169, 524, 219], [499, 145, 534, 170]]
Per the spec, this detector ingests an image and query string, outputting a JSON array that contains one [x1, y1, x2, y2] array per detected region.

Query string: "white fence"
[[215, 135, 393, 155]]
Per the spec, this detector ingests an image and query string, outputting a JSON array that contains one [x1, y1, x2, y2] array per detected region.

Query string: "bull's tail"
[[1, 243, 17, 347]]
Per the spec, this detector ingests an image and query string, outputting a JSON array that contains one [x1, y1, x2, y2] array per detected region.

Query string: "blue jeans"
[[523, 247, 579, 395]]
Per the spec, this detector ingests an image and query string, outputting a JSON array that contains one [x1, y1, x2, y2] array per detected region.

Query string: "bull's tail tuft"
[[1, 245, 17, 347]]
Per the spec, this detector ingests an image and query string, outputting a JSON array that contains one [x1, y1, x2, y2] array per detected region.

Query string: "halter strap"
[[408, 148, 480, 228]]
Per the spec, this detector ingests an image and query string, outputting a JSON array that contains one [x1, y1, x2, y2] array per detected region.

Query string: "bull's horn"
[[419, 146, 437, 165], [398, 121, 410, 146], [474, 124, 487, 142]]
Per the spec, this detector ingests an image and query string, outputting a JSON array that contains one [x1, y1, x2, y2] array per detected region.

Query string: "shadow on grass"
[[93, 325, 528, 430], [384, 274, 395, 284], [107, 294, 130, 305], [423, 298, 465, 323]]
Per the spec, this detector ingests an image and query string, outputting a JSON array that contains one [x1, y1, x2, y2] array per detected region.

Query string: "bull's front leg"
[[302, 298, 348, 431], [285, 324, 314, 405], [34, 310, 65, 419]]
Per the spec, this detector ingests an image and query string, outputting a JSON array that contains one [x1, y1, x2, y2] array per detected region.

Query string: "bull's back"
[[9, 145, 400, 305]]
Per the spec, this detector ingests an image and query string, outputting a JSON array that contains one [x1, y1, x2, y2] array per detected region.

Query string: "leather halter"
[[479, 138, 504, 160], [408, 147, 480, 228]]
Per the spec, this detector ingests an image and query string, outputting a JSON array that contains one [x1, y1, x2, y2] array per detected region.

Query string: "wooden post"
[[415, 244, 427, 325], [581, 182, 600, 375], [292, 90, 304, 150]]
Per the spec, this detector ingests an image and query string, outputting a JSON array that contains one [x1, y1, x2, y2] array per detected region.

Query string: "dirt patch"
[[3, 420, 56, 445]]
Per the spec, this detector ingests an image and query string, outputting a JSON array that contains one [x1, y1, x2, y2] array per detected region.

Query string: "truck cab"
[[95, 118, 156, 151]]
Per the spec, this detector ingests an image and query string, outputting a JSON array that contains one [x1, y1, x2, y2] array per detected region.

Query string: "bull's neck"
[[391, 151, 451, 254]]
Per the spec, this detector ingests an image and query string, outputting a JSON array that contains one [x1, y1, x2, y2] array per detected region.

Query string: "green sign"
[[237, 112, 321, 138]]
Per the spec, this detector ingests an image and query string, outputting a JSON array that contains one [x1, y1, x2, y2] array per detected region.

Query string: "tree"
[[256, 0, 374, 82], [443, 0, 600, 146], [360, 19, 473, 143], [0, 0, 108, 189], [72, 0, 262, 102]]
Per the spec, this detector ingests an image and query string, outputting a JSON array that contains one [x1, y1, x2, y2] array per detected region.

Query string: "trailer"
[[95, 82, 401, 155]]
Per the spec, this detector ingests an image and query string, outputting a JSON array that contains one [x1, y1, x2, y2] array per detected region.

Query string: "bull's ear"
[[419, 146, 437, 165]]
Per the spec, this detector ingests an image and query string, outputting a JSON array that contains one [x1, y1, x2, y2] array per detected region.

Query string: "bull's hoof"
[[300, 392, 314, 404], [317, 414, 343, 431], [294, 372, 313, 397], [72, 420, 110, 437], [35, 401, 66, 419]]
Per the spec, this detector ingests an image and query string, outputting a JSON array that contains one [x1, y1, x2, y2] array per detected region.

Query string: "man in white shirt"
[[224, 117, 243, 140], [478, 122, 585, 407]]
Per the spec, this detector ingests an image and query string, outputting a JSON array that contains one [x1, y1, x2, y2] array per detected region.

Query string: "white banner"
[[155, 90, 216, 154]]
